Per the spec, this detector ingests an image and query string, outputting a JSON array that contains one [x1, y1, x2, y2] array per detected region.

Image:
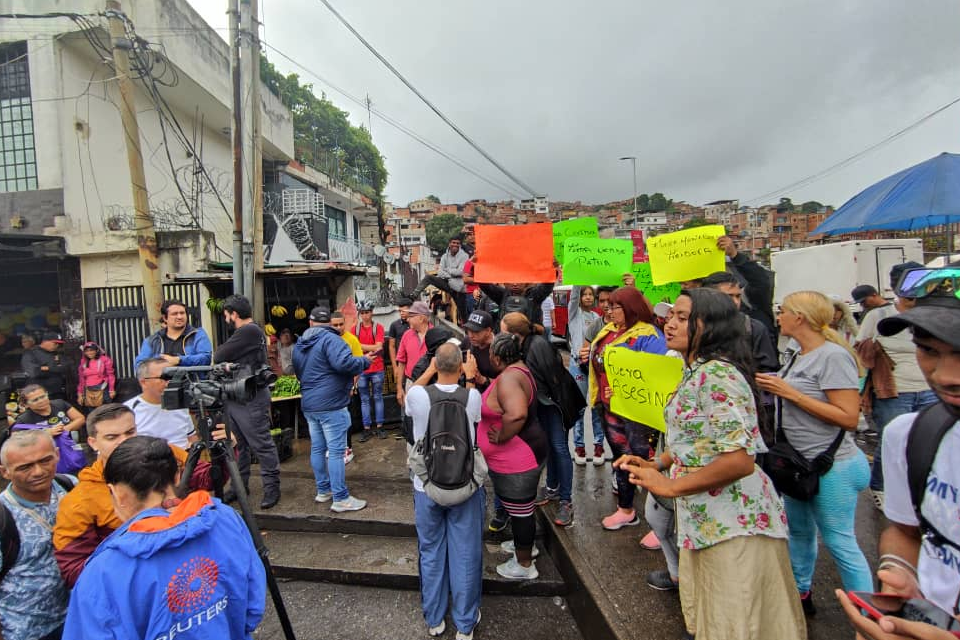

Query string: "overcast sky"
[[186, 0, 960, 210]]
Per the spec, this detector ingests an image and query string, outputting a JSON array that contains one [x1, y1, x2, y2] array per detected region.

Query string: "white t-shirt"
[[857, 305, 929, 392], [404, 383, 481, 493], [124, 395, 196, 448], [541, 297, 555, 331], [883, 411, 960, 614]]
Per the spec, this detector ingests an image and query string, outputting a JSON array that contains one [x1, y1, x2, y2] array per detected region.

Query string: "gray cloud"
[[187, 0, 960, 208]]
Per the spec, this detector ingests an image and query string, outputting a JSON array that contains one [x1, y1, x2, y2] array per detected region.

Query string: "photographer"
[[215, 295, 281, 510]]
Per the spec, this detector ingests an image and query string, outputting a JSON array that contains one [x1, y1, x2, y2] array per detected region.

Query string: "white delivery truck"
[[770, 239, 924, 305]]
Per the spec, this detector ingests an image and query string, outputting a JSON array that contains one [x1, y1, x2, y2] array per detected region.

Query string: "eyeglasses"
[[25, 394, 48, 404], [896, 268, 960, 300]]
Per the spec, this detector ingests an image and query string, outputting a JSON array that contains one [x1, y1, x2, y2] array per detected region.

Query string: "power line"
[[744, 95, 960, 205], [260, 40, 524, 199], [314, 0, 540, 198]]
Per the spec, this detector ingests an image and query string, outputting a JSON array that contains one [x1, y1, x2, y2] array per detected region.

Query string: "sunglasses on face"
[[895, 267, 960, 301]]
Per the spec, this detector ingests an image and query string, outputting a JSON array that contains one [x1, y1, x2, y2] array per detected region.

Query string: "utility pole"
[[240, 0, 262, 313], [229, 0, 243, 296], [106, 0, 163, 329]]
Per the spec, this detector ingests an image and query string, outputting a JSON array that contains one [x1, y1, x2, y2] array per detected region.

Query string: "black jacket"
[[520, 334, 564, 407], [730, 253, 776, 337], [479, 283, 555, 326], [747, 315, 779, 373], [21, 347, 67, 393]]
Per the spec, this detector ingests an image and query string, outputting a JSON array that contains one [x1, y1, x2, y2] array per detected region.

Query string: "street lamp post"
[[619, 156, 639, 229]]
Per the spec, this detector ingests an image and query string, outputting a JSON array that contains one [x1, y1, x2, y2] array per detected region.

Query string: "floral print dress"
[[665, 359, 788, 550]]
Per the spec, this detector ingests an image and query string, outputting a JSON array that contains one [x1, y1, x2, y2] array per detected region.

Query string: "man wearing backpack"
[[404, 343, 484, 640], [836, 267, 960, 638], [0, 430, 72, 640], [478, 281, 555, 328]]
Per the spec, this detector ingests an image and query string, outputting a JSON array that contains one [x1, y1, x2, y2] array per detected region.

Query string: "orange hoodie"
[[52, 445, 212, 588]]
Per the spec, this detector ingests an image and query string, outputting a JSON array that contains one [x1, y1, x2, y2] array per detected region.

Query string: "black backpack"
[[0, 474, 76, 582], [500, 295, 536, 324], [906, 402, 959, 553], [423, 386, 474, 490]]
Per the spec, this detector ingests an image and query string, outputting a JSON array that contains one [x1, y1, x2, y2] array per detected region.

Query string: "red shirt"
[[354, 322, 385, 373], [396, 326, 431, 379], [464, 260, 478, 294]]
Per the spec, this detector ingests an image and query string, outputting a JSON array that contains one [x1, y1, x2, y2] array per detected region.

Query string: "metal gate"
[[83, 283, 202, 380]]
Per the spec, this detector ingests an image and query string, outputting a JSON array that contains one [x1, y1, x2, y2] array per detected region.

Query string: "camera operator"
[[214, 295, 281, 510]]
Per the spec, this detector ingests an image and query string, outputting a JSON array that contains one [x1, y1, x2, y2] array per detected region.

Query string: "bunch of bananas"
[[205, 298, 225, 313], [265, 323, 277, 336], [293, 306, 307, 320], [270, 304, 288, 318]]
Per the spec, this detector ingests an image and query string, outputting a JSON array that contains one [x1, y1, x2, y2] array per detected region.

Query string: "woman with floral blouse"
[[619, 288, 804, 640]]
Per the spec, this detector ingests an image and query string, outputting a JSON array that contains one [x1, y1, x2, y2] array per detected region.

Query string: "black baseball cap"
[[309, 306, 331, 323], [851, 284, 879, 304], [41, 331, 64, 343], [878, 294, 960, 348], [463, 310, 494, 332]]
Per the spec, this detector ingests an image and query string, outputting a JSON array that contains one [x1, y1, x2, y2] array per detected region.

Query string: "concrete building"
[[0, 0, 378, 381]]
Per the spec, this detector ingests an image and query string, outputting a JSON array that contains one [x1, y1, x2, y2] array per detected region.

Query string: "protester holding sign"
[[646, 225, 726, 287], [585, 287, 667, 531], [567, 286, 603, 466], [619, 288, 804, 640]]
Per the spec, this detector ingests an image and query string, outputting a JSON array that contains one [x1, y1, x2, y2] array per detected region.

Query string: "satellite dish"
[[401, 254, 410, 263], [384, 253, 396, 265], [373, 244, 385, 257]]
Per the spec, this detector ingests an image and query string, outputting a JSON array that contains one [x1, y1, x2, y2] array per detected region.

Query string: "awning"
[[172, 261, 373, 283]]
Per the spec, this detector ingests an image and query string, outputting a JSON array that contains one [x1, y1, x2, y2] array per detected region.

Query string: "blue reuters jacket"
[[63, 492, 266, 640], [292, 325, 369, 413]]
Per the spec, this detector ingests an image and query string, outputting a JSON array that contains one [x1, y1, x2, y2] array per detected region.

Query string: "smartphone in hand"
[[847, 592, 960, 636]]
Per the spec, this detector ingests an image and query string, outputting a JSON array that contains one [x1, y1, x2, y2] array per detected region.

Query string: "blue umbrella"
[[812, 152, 960, 235]]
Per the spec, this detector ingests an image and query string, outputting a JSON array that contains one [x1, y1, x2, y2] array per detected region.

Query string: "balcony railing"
[[328, 233, 377, 266]]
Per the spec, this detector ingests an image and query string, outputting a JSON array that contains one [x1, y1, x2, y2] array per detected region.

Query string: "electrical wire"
[[260, 40, 524, 200], [744, 94, 960, 205], [314, 0, 540, 198]]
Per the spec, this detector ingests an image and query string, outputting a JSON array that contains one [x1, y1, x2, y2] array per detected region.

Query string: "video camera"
[[161, 363, 277, 411]]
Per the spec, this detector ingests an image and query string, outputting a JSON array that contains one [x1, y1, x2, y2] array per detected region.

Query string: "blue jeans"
[[305, 408, 351, 501], [357, 371, 385, 427], [568, 360, 602, 448], [870, 390, 938, 491], [540, 403, 573, 503], [414, 488, 485, 634], [784, 451, 873, 593]]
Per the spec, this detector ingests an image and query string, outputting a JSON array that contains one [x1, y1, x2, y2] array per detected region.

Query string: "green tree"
[[777, 197, 795, 212], [801, 200, 823, 214], [649, 193, 672, 211], [425, 214, 464, 253], [426, 195, 441, 204], [682, 217, 711, 229]]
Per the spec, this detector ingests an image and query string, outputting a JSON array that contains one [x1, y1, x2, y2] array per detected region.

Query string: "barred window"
[[0, 42, 37, 192]]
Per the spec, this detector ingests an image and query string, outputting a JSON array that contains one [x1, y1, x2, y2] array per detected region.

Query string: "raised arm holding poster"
[[473, 223, 556, 284], [604, 347, 683, 432], [561, 237, 632, 286], [629, 262, 682, 304], [646, 225, 726, 285], [553, 217, 599, 263]]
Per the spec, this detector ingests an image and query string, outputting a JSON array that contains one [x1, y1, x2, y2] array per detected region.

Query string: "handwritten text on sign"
[[646, 225, 726, 285], [552, 217, 599, 263], [561, 237, 632, 286], [605, 348, 683, 432], [630, 262, 682, 304]]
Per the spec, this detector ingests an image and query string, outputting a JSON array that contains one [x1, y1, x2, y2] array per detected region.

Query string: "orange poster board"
[[473, 223, 556, 284]]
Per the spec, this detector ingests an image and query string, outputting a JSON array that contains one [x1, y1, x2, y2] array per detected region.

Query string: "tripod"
[[178, 410, 297, 640]]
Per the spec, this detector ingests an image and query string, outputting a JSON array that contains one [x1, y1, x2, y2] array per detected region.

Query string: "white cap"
[[654, 302, 673, 319]]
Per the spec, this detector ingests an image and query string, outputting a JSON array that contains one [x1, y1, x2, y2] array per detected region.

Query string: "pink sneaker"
[[601, 509, 640, 531], [639, 530, 661, 550]]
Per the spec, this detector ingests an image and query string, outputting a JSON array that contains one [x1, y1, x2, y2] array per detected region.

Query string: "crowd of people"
[[3, 226, 960, 640]]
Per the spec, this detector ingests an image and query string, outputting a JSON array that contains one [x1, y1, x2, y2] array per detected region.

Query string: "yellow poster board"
[[604, 347, 683, 432], [646, 225, 726, 285]]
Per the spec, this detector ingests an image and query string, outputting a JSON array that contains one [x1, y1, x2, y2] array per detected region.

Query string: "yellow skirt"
[[679, 535, 806, 640]]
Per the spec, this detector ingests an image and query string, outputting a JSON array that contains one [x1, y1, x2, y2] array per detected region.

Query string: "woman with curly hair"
[[621, 288, 804, 640]]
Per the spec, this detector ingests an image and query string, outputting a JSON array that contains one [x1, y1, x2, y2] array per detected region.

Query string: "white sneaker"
[[427, 620, 445, 637], [455, 609, 480, 640], [344, 448, 355, 464], [314, 491, 333, 503], [330, 495, 367, 513], [499, 539, 540, 558], [871, 489, 885, 511], [496, 556, 538, 580]]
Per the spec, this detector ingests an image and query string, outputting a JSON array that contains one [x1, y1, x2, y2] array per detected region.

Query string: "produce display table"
[[270, 394, 302, 438]]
